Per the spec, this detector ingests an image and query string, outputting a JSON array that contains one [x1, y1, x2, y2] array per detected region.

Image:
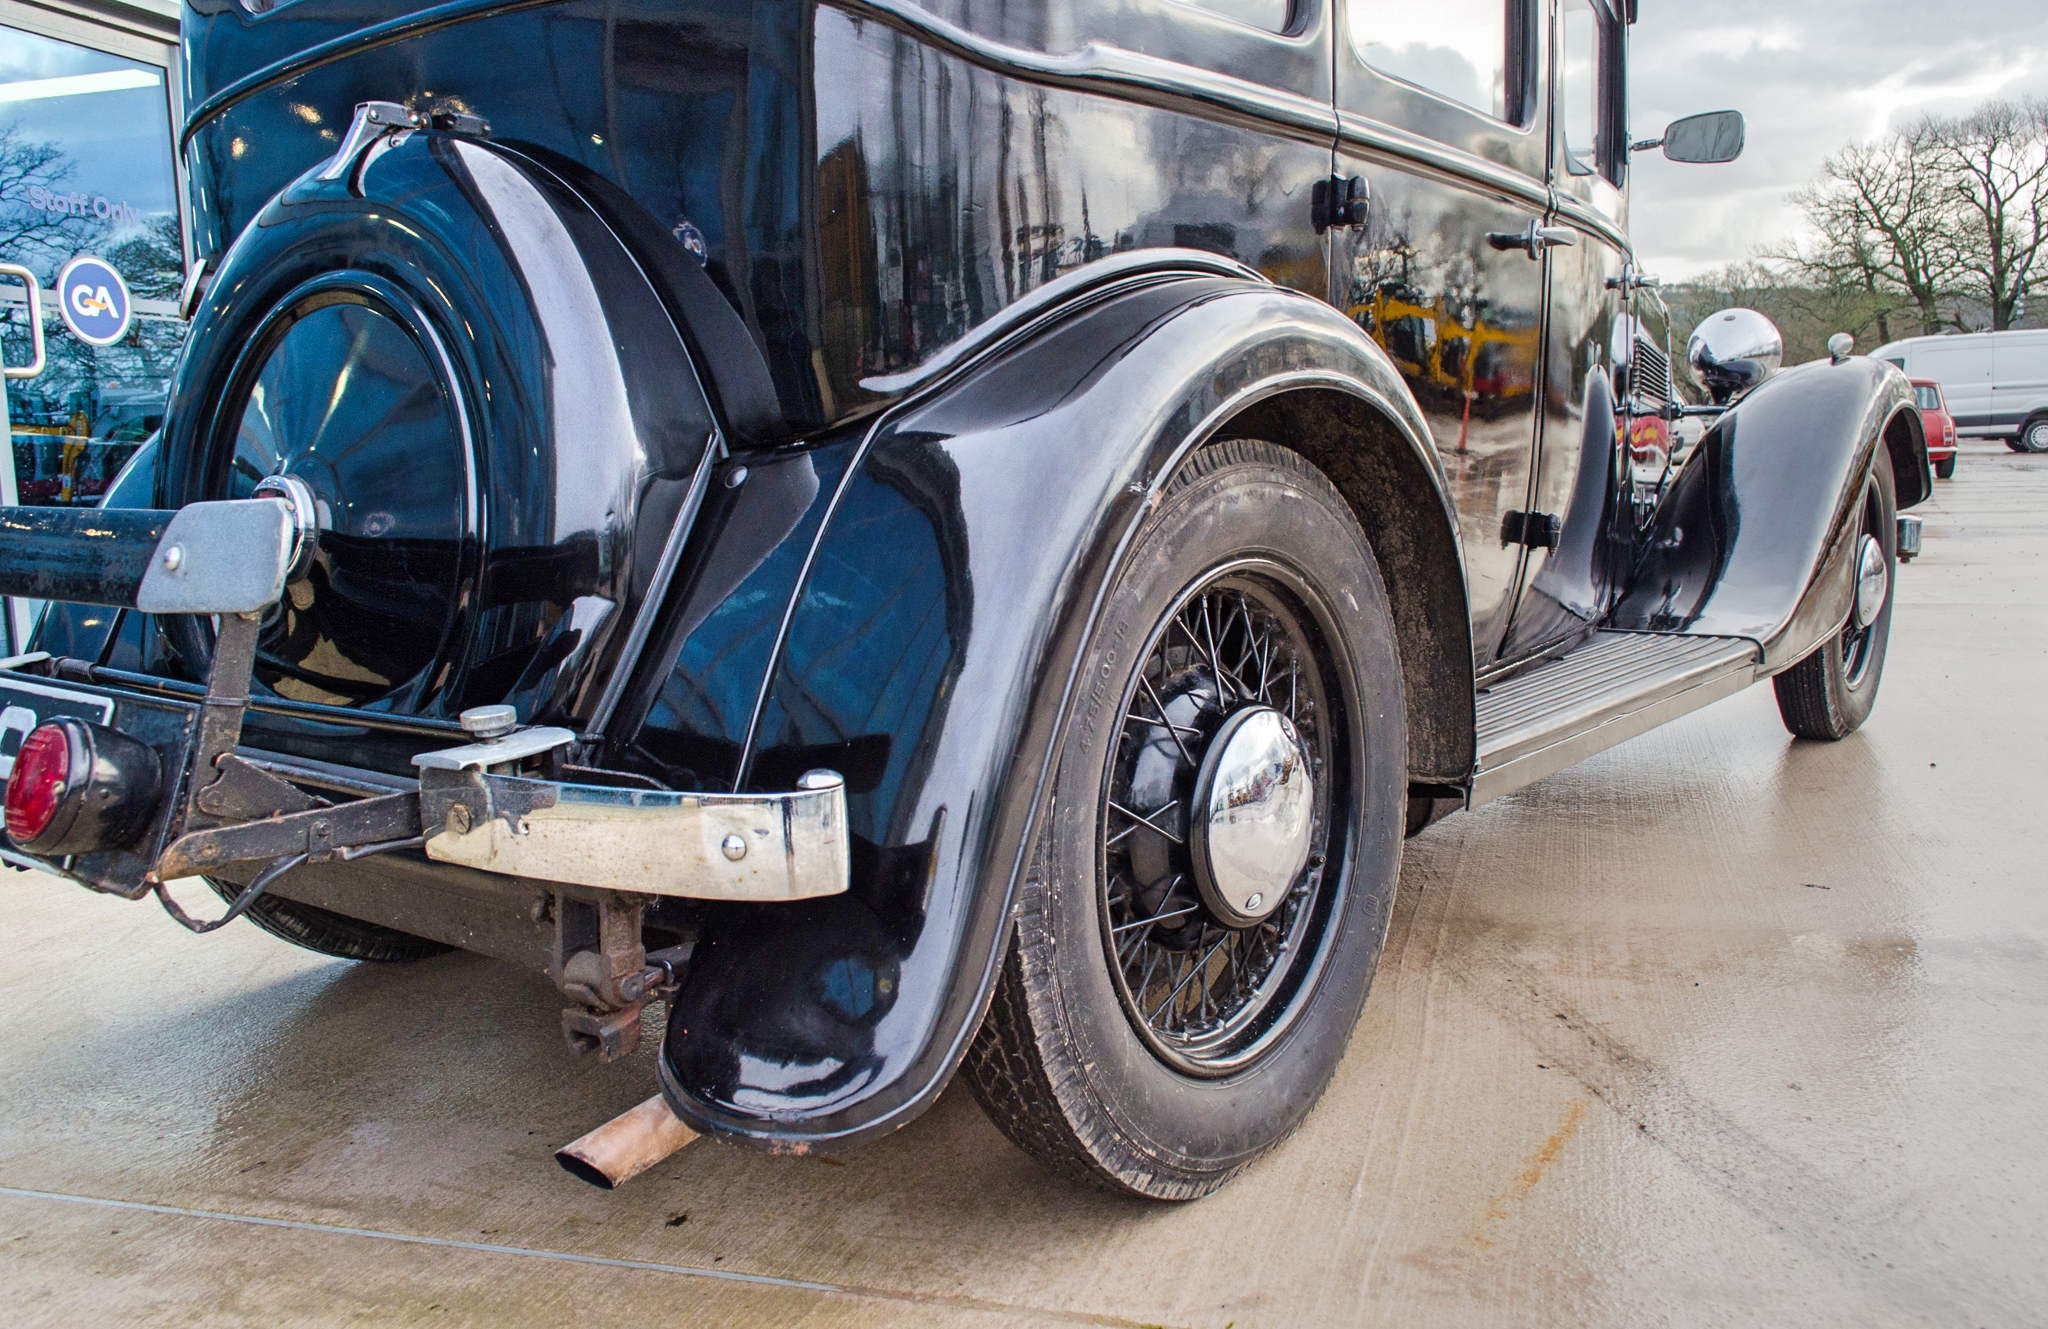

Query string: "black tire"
[[1934, 454, 1956, 479], [961, 440, 1407, 1200], [2021, 415, 2048, 453], [1773, 447, 1896, 740], [206, 878, 453, 963]]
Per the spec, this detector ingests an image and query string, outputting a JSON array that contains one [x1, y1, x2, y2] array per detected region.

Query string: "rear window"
[[1350, 0, 1510, 121], [1915, 385, 1943, 410]]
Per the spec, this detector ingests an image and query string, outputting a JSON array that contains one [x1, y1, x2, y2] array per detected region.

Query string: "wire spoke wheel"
[[962, 439, 1404, 1200], [1100, 564, 1341, 1075]]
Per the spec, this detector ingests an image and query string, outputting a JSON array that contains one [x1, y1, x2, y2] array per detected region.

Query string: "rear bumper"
[[417, 767, 848, 901], [2, 668, 849, 905]]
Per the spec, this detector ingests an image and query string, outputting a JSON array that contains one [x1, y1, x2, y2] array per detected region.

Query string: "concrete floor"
[[3, 439, 2044, 1327]]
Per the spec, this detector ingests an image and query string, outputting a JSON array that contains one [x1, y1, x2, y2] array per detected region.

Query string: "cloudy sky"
[[1627, 0, 2048, 281]]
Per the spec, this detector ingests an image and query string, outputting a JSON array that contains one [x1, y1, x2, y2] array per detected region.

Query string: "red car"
[[1913, 378, 1959, 478]]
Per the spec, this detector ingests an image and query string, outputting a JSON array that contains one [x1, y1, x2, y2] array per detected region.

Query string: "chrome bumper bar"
[[416, 767, 850, 901]]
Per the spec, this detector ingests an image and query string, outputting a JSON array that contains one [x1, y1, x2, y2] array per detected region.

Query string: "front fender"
[[1612, 356, 1924, 670], [656, 277, 1453, 1149]]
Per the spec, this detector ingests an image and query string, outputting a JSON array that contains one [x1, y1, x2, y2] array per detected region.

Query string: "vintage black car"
[[0, 0, 1927, 1200]]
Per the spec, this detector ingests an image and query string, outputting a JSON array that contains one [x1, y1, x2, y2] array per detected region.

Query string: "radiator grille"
[[1632, 334, 1673, 404]]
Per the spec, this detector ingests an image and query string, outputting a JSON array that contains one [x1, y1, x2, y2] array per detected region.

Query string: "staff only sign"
[[55, 255, 132, 347]]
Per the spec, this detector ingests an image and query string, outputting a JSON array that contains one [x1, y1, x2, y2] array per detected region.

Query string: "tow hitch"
[[1, 490, 851, 1175]]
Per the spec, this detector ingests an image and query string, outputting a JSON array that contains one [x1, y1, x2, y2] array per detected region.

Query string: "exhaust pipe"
[[556, 1095, 699, 1189]]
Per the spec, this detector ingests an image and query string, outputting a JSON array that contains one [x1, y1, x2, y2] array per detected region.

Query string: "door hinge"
[[1502, 511, 1562, 549], [1312, 175, 1369, 234]]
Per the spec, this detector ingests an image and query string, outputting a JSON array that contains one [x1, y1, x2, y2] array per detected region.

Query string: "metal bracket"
[[154, 789, 423, 881], [1605, 264, 1661, 293], [315, 101, 426, 188], [412, 725, 576, 772], [1502, 510, 1562, 549], [1311, 174, 1369, 234]]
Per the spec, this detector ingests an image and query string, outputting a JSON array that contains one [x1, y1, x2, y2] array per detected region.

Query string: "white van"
[[1871, 328, 2048, 452]]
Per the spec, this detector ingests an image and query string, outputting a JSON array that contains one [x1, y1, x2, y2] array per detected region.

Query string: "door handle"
[[0, 264, 45, 380], [1486, 221, 1577, 260]]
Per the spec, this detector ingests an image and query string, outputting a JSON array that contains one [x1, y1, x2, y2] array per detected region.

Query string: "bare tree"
[[1937, 98, 2048, 331], [1773, 124, 1960, 339], [0, 123, 88, 268], [1667, 260, 1895, 368]]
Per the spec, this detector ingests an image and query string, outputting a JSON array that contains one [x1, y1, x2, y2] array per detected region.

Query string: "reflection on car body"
[[0, 0, 1930, 1202]]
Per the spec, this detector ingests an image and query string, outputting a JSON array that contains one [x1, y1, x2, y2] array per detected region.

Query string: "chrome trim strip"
[[859, 249, 1266, 396], [418, 767, 850, 900], [1334, 110, 1551, 213], [828, 0, 1338, 148], [1547, 191, 1632, 257], [180, 0, 570, 153]]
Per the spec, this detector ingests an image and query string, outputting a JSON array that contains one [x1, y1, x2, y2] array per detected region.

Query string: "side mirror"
[[1648, 110, 1745, 164]]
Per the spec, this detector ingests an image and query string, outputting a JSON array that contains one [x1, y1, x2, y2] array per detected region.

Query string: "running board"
[[1470, 632, 1760, 807]]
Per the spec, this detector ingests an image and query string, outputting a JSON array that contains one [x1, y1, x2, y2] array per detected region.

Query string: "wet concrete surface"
[[3, 439, 2044, 1327]]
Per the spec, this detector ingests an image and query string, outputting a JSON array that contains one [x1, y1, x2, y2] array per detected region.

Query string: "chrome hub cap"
[[1853, 533, 1888, 628], [1191, 707, 1313, 928], [1099, 566, 1346, 1075]]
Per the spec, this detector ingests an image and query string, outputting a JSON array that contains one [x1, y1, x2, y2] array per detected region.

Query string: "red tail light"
[[3, 718, 162, 856], [4, 724, 70, 844]]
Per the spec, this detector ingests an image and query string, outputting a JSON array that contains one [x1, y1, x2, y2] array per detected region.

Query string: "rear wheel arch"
[[1883, 403, 1932, 509], [1219, 387, 1475, 786]]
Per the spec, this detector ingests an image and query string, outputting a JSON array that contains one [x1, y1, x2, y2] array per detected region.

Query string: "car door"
[[1990, 332, 2048, 436], [1498, 0, 1629, 657], [1918, 337, 1994, 433], [1332, 0, 1551, 668]]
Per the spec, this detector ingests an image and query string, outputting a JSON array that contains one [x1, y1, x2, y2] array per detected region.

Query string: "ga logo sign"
[[55, 255, 132, 347]]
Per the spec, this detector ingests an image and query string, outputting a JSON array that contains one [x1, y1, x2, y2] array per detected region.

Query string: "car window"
[[1559, 0, 1601, 175], [1915, 385, 1942, 410], [1175, 0, 1292, 33], [1349, 0, 1510, 122]]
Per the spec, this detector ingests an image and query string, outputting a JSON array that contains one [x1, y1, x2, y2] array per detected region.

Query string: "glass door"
[[1, 18, 185, 650]]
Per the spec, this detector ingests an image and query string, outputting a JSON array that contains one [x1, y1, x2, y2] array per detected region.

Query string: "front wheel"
[[2021, 416, 2048, 453], [1773, 448, 1896, 740], [962, 440, 1406, 1200]]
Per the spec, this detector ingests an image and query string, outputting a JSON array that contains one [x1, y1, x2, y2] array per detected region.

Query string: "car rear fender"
[[652, 274, 1467, 1150]]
